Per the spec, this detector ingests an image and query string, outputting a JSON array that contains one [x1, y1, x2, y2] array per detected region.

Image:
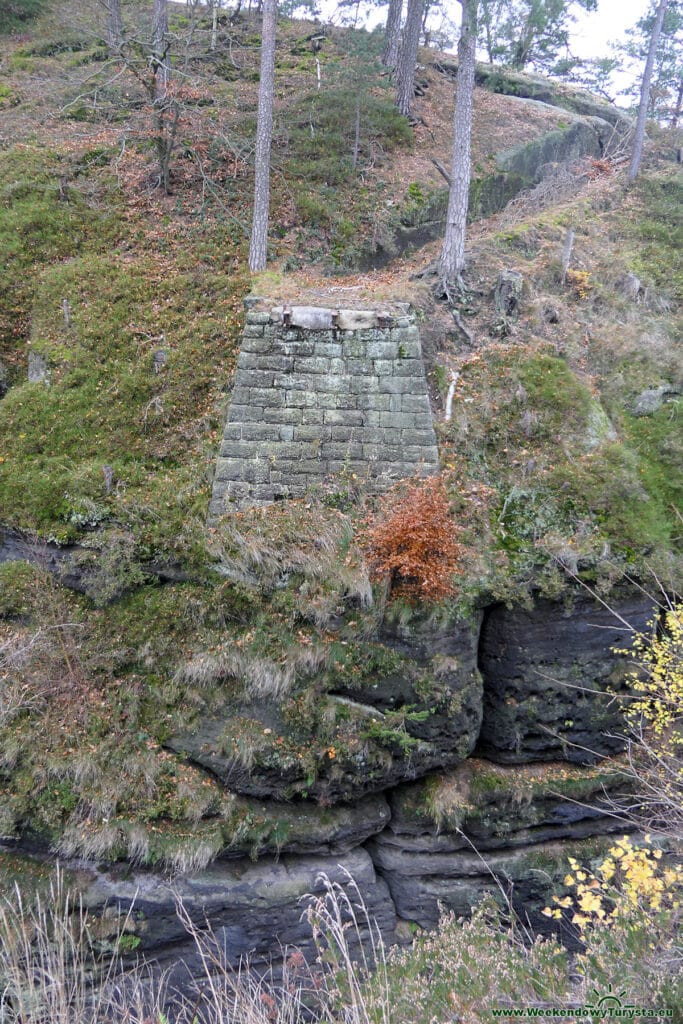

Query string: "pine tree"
[[629, 0, 669, 180], [395, 0, 424, 117], [437, 0, 477, 293], [249, 0, 278, 271]]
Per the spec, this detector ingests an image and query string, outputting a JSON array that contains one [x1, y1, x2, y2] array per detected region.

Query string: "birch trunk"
[[629, 0, 669, 181], [395, 0, 423, 117], [248, 0, 277, 272], [437, 0, 477, 290], [382, 0, 403, 68]]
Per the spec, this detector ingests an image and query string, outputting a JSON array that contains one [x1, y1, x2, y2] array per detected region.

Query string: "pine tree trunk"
[[437, 0, 477, 290], [395, 0, 423, 117], [670, 77, 683, 128], [152, 0, 170, 96], [629, 0, 669, 181], [107, 0, 124, 52], [480, 0, 494, 63], [249, 0, 277, 272], [382, 0, 403, 68]]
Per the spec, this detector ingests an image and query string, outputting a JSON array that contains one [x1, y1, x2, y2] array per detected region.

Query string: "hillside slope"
[[0, 0, 681, 878]]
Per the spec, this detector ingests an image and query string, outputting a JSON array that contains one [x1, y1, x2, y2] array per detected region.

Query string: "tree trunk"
[[480, 0, 494, 63], [107, 0, 124, 52], [395, 0, 423, 117], [437, 0, 477, 290], [629, 0, 669, 181], [382, 0, 403, 68], [670, 77, 683, 128], [248, 0, 277, 272], [211, 2, 218, 51], [152, 0, 170, 96]]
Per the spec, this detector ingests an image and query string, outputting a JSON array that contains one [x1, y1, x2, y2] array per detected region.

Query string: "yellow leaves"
[[548, 837, 683, 933]]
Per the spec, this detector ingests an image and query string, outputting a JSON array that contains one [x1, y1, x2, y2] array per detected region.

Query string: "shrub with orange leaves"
[[363, 475, 461, 603]]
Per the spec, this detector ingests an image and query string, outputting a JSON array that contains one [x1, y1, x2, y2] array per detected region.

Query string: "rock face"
[[477, 595, 657, 764], [168, 613, 483, 803], [209, 303, 439, 515], [1, 588, 655, 983], [367, 758, 629, 931], [0, 845, 397, 987]]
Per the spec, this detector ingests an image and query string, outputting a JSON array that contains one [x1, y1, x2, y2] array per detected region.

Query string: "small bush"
[[364, 475, 461, 603]]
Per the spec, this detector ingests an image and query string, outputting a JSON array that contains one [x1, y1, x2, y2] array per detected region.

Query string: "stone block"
[[302, 409, 325, 424], [295, 425, 332, 442], [227, 404, 265, 423], [367, 341, 398, 359], [242, 325, 265, 338], [396, 338, 421, 359], [337, 309, 377, 331], [274, 374, 310, 391], [294, 356, 330, 374], [262, 408, 302, 424], [327, 460, 368, 476], [238, 369, 274, 389], [357, 393, 391, 411], [378, 377, 421, 394], [314, 342, 343, 358], [272, 441, 321, 460], [401, 394, 432, 414], [225, 481, 251, 499], [321, 442, 364, 460], [349, 376, 380, 394], [229, 386, 251, 405], [315, 375, 349, 394], [400, 428, 437, 444], [279, 426, 294, 441], [241, 336, 273, 353], [346, 358, 374, 375], [274, 459, 325, 475], [220, 440, 257, 458], [250, 388, 284, 408], [403, 444, 439, 461], [392, 359, 422, 377], [222, 423, 243, 441], [317, 393, 351, 409], [241, 461, 271, 485], [379, 412, 419, 429], [282, 341, 315, 357], [342, 337, 366, 358], [245, 311, 272, 325], [323, 410, 365, 426], [285, 390, 318, 408], [290, 307, 334, 330], [240, 424, 281, 441], [214, 458, 243, 481], [256, 356, 295, 372], [373, 359, 394, 376], [330, 426, 354, 441], [236, 352, 265, 370]]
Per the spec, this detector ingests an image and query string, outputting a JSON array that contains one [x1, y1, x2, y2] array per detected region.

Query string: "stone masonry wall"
[[209, 300, 440, 515]]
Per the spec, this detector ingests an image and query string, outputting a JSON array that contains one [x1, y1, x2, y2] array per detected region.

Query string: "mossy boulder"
[[167, 612, 483, 803]]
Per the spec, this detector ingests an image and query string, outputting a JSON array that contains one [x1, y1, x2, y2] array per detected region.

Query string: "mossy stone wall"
[[210, 300, 439, 515]]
